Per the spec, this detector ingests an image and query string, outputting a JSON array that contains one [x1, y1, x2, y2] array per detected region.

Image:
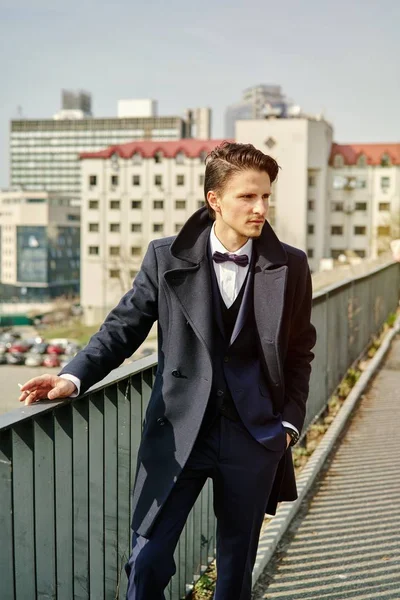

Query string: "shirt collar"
[[209, 222, 253, 260]]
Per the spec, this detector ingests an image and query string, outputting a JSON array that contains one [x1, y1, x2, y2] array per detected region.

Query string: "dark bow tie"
[[212, 250, 249, 267]]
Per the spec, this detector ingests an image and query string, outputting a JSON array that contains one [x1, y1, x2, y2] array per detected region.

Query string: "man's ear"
[[207, 190, 220, 215]]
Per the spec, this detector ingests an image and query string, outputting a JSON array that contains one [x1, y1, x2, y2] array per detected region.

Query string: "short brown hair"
[[203, 141, 280, 219]]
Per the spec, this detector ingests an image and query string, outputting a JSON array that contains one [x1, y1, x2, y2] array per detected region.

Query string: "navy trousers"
[[125, 415, 286, 600]]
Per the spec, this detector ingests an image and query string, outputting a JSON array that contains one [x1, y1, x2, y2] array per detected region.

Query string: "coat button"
[[217, 389, 224, 397], [223, 356, 229, 363], [172, 369, 181, 378], [157, 418, 166, 426]]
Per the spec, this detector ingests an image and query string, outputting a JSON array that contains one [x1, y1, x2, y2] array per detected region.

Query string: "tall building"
[[225, 84, 293, 138], [78, 138, 227, 324], [236, 116, 333, 272], [0, 190, 80, 301], [9, 93, 211, 198]]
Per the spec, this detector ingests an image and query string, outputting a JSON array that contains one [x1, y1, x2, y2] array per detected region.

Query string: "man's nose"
[[254, 199, 267, 216]]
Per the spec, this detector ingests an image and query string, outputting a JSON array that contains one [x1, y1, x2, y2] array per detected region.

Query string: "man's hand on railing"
[[18, 375, 77, 406]]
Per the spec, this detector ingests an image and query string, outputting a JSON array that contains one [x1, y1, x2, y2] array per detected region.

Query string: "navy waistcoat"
[[201, 246, 284, 451]]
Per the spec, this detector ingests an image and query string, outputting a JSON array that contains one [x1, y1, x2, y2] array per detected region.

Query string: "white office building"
[[0, 190, 80, 301]]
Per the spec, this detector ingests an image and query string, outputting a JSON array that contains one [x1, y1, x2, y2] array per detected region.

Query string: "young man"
[[19, 142, 316, 600]]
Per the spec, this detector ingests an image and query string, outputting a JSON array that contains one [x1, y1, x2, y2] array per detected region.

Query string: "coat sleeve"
[[58, 241, 159, 394], [281, 254, 316, 433]]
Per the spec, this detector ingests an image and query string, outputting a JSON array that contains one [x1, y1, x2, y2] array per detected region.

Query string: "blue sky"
[[1, 0, 399, 187]]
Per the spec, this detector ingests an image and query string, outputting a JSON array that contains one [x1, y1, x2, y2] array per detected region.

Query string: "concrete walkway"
[[253, 335, 400, 600]]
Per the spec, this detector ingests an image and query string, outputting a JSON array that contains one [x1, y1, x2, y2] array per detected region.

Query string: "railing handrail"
[[1, 260, 397, 432], [0, 352, 158, 431]]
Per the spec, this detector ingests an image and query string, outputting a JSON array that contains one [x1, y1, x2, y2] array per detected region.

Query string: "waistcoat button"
[[171, 369, 181, 378]]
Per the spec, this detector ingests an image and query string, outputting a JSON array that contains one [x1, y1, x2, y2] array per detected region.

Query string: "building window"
[[88, 246, 99, 255], [131, 200, 142, 209], [153, 200, 164, 209], [381, 153, 391, 167], [88, 223, 99, 232], [355, 202, 367, 211], [154, 151, 163, 164], [198, 200, 204, 209], [199, 174, 205, 186], [378, 226, 391, 236], [132, 152, 142, 165], [89, 175, 97, 187], [176, 152, 185, 165], [175, 200, 186, 209], [308, 224, 315, 234], [130, 269, 138, 278], [176, 175, 185, 186], [354, 226, 366, 235], [381, 176, 390, 190], [308, 174, 316, 187], [379, 202, 390, 211], [110, 200, 120, 210], [175, 223, 183, 233], [307, 249, 314, 258], [331, 226, 343, 235], [131, 246, 141, 256], [110, 175, 118, 188], [89, 199, 99, 209], [154, 174, 162, 186], [109, 223, 120, 233], [131, 223, 142, 233], [308, 200, 315, 211], [109, 246, 120, 256], [133, 175, 140, 186], [109, 269, 120, 278], [357, 154, 367, 167], [354, 249, 366, 258], [332, 202, 344, 212], [153, 223, 164, 233], [333, 154, 344, 168], [331, 249, 345, 259]]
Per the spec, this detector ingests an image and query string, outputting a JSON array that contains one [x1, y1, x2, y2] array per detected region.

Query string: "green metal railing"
[[0, 262, 399, 599]]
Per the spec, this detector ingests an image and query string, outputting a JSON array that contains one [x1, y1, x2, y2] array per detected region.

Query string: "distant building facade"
[[225, 84, 294, 138], [10, 92, 212, 198], [328, 143, 400, 260], [0, 190, 80, 301], [236, 116, 333, 273], [79, 139, 227, 324]]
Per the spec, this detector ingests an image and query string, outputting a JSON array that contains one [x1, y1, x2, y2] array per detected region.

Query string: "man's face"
[[208, 169, 271, 242]]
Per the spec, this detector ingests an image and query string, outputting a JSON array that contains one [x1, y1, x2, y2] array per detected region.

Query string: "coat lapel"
[[253, 222, 288, 385], [164, 210, 214, 355]]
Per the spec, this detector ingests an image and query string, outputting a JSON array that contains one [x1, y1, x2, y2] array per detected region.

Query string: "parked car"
[[0, 354, 7, 364], [0, 342, 8, 354], [47, 344, 64, 355], [25, 354, 44, 367], [64, 342, 81, 356], [9, 341, 32, 354], [42, 355, 61, 368], [59, 357, 71, 369], [6, 352, 25, 365], [30, 342, 49, 355]]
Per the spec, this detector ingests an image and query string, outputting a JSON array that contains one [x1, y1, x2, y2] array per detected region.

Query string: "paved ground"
[[253, 335, 400, 600]]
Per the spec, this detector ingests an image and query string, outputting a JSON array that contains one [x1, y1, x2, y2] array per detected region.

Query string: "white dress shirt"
[[61, 224, 298, 435], [209, 222, 252, 308]]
